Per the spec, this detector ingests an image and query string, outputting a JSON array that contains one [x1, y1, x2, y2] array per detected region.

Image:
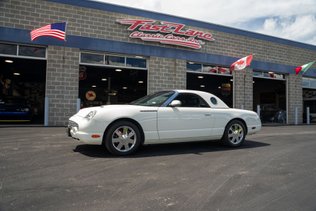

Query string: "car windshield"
[[130, 91, 175, 107]]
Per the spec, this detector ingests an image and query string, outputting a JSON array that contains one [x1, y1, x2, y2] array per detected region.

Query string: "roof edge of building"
[[47, 0, 316, 51]]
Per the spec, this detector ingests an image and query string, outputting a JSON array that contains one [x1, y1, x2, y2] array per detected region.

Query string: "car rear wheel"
[[104, 121, 141, 155], [222, 120, 246, 147]]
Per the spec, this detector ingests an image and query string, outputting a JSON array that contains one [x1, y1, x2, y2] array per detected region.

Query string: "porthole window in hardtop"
[[210, 97, 218, 105], [173, 93, 210, 108]]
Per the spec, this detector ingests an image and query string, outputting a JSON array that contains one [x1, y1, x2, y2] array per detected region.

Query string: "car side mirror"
[[169, 100, 182, 107]]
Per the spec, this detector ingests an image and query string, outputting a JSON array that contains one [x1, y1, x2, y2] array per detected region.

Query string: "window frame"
[[0, 42, 47, 60], [80, 51, 148, 70], [171, 93, 210, 108]]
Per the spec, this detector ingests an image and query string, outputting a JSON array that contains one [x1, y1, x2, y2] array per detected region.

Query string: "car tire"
[[104, 120, 141, 155], [222, 120, 246, 147]]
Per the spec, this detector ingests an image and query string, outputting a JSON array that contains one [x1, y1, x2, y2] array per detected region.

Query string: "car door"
[[157, 93, 214, 142]]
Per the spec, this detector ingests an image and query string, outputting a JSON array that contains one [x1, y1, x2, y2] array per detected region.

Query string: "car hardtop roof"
[[175, 89, 213, 95], [173, 89, 229, 108]]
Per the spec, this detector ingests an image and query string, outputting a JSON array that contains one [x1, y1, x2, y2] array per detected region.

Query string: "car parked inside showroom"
[[0, 97, 32, 122], [68, 90, 261, 155]]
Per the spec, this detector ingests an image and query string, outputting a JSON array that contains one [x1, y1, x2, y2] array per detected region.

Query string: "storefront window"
[[126, 57, 146, 68], [202, 65, 231, 75], [253, 71, 285, 80], [108, 56, 125, 66], [81, 53, 104, 64], [19, 45, 46, 58], [311, 79, 316, 88], [302, 77, 316, 89], [80, 52, 148, 70], [187, 62, 232, 75], [0, 43, 17, 55], [187, 62, 202, 72], [253, 72, 262, 77]]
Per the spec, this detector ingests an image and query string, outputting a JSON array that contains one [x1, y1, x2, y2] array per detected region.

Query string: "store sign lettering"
[[117, 19, 214, 49]]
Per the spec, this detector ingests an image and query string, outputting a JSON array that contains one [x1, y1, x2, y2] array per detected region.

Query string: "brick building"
[[0, 0, 316, 126]]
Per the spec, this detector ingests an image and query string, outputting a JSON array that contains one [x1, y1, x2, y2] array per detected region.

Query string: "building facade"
[[0, 0, 316, 126]]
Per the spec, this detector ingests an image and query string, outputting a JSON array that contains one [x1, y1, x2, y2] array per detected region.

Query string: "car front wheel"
[[222, 120, 246, 147], [104, 121, 141, 155]]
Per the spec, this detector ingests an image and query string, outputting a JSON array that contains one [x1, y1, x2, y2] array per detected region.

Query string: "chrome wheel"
[[227, 123, 244, 145], [111, 126, 137, 153]]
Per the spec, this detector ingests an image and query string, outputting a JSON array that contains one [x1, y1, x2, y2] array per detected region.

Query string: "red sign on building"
[[117, 19, 214, 49]]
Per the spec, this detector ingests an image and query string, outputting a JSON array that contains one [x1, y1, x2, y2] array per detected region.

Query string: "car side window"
[[173, 93, 210, 108]]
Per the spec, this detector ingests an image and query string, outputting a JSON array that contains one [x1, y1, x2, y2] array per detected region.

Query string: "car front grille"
[[68, 120, 79, 129]]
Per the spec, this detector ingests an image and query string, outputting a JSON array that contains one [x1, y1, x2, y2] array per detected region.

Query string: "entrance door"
[[0, 57, 46, 124], [79, 65, 147, 107], [253, 75, 286, 124], [79, 52, 148, 107]]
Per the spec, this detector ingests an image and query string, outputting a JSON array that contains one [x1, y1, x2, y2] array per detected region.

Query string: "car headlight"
[[21, 108, 30, 112], [17, 108, 30, 112], [85, 110, 97, 120]]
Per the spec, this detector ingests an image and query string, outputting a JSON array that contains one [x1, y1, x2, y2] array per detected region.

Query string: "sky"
[[92, 0, 316, 46]]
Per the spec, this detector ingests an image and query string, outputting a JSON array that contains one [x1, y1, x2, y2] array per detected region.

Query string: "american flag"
[[30, 22, 67, 41]]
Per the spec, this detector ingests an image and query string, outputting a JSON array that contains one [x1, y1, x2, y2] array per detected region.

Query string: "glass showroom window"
[[202, 65, 231, 75], [253, 71, 285, 80], [0, 43, 17, 55], [81, 53, 104, 64], [187, 62, 202, 72], [187, 62, 231, 75], [107, 55, 125, 66], [126, 57, 147, 69], [19, 45, 46, 58], [303, 77, 316, 89], [80, 52, 147, 70]]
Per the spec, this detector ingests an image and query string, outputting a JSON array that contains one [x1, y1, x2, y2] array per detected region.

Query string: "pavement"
[[1, 125, 316, 211]]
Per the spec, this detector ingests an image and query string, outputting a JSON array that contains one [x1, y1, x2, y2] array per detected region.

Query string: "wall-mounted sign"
[[117, 19, 214, 50], [79, 66, 87, 80], [85, 91, 96, 101]]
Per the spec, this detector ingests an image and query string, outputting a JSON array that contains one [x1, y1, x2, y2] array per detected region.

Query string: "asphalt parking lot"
[[1, 125, 316, 211]]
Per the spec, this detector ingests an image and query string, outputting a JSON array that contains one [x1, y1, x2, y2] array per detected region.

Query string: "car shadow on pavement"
[[73, 140, 270, 158]]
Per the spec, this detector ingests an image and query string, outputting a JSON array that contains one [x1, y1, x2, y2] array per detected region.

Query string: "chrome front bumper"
[[67, 120, 79, 139]]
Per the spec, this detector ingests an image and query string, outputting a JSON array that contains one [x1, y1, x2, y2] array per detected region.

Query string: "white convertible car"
[[68, 90, 261, 155]]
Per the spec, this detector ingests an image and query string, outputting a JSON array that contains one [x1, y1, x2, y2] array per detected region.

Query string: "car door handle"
[[204, 113, 211, 116]]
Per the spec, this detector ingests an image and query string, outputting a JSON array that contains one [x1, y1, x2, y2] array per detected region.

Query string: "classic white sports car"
[[68, 90, 261, 155]]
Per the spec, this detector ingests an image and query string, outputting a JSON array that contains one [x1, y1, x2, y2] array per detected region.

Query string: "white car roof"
[[173, 89, 229, 108]]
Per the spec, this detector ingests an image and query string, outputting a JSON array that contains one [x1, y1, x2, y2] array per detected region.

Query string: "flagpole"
[[230, 54, 254, 109], [63, 22, 67, 67], [63, 22, 67, 102], [243, 69, 246, 109]]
